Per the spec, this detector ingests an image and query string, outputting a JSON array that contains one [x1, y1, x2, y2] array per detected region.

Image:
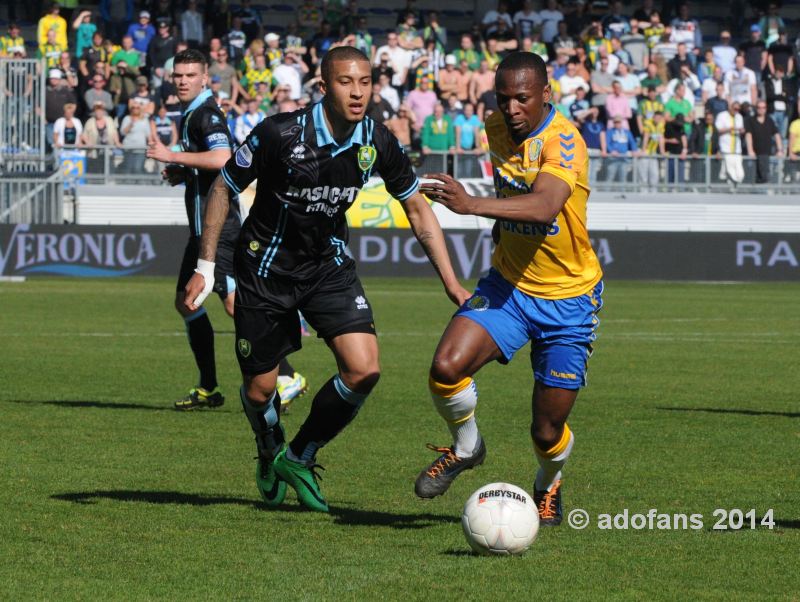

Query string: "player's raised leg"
[[275, 331, 379, 513], [414, 316, 502, 498]]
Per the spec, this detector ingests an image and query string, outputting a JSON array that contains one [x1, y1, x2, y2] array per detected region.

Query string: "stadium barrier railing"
[[0, 58, 47, 173], [0, 171, 63, 224], [32, 146, 800, 196]]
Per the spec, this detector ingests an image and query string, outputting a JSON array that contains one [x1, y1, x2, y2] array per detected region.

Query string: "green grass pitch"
[[0, 277, 798, 600]]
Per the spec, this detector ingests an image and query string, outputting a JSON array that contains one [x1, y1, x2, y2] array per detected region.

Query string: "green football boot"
[[255, 423, 287, 507], [256, 453, 287, 507], [273, 449, 329, 513]]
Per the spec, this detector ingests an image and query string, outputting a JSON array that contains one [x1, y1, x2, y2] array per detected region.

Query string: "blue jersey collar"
[[527, 103, 556, 139], [312, 101, 365, 157], [183, 89, 213, 115]]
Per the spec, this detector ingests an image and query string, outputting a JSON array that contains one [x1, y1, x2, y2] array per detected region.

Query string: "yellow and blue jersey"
[[485, 105, 602, 300]]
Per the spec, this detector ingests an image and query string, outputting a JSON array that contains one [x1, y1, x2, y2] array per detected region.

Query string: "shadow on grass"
[[656, 406, 800, 418], [51, 490, 458, 529], [53, 490, 258, 507], [775, 519, 800, 530], [329, 504, 459, 529], [441, 549, 477, 557], [0, 399, 234, 412]]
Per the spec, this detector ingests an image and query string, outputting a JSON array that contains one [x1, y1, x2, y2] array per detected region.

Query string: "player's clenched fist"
[[184, 259, 215, 310]]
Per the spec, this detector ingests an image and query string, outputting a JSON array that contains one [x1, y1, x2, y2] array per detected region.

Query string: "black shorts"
[[176, 231, 237, 300], [234, 256, 376, 374]]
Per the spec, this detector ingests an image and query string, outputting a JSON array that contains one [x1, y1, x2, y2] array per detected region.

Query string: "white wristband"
[[195, 258, 216, 280], [191, 259, 216, 307]]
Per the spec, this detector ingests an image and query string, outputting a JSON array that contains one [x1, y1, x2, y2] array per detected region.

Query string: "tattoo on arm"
[[415, 229, 441, 272], [199, 175, 230, 261]]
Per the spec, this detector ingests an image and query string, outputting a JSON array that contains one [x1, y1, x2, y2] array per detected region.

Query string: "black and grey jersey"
[[220, 101, 419, 280], [179, 89, 240, 238]]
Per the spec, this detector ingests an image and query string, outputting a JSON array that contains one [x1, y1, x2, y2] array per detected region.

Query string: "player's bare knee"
[[530, 420, 564, 450], [429, 355, 466, 386], [243, 373, 276, 403], [340, 367, 380, 394]]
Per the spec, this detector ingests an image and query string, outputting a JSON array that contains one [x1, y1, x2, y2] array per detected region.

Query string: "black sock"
[[185, 310, 217, 391], [289, 375, 368, 463], [278, 358, 294, 377]]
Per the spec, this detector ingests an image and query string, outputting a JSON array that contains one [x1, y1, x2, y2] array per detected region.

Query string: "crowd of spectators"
[[2, 0, 800, 184]]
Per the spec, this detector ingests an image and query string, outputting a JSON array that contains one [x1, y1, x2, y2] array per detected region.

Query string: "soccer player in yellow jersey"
[[415, 52, 603, 526]]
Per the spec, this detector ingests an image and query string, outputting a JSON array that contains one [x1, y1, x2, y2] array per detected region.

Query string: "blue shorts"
[[455, 269, 603, 389]]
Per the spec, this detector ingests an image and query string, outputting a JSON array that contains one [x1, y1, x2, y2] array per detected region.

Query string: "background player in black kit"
[[185, 46, 470, 512], [146, 49, 235, 410], [146, 49, 307, 410]]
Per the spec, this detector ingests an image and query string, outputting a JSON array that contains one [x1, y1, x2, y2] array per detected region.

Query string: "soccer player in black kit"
[[147, 49, 307, 411], [185, 46, 470, 512]]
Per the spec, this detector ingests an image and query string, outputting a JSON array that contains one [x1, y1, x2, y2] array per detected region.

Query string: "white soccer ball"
[[461, 482, 540, 556]]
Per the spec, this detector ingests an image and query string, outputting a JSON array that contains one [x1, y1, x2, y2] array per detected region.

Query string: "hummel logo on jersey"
[[355, 295, 368, 310]]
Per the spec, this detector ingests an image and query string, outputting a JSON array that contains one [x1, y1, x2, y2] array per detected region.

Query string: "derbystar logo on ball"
[[477, 489, 528, 504]]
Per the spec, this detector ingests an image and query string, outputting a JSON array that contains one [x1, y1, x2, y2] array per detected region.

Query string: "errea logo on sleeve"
[[355, 295, 369, 309]]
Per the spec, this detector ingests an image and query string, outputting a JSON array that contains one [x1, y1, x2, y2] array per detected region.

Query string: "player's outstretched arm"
[[184, 174, 231, 311], [402, 192, 472, 307], [147, 139, 231, 171], [420, 172, 571, 225]]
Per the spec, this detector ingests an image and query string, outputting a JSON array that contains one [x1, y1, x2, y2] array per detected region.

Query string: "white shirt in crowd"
[[712, 43, 737, 74], [379, 85, 400, 111], [558, 74, 589, 106], [272, 63, 302, 100], [715, 110, 744, 154], [120, 116, 150, 148], [701, 78, 728, 100], [772, 78, 786, 112], [235, 110, 266, 144], [181, 9, 204, 44], [538, 9, 563, 43], [669, 19, 699, 52], [617, 72, 642, 109], [373, 45, 412, 88], [482, 10, 513, 35], [606, 53, 620, 75], [513, 9, 540, 38], [724, 67, 757, 104], [662, 73, 701, 104], [53, 117, 83, 146]]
